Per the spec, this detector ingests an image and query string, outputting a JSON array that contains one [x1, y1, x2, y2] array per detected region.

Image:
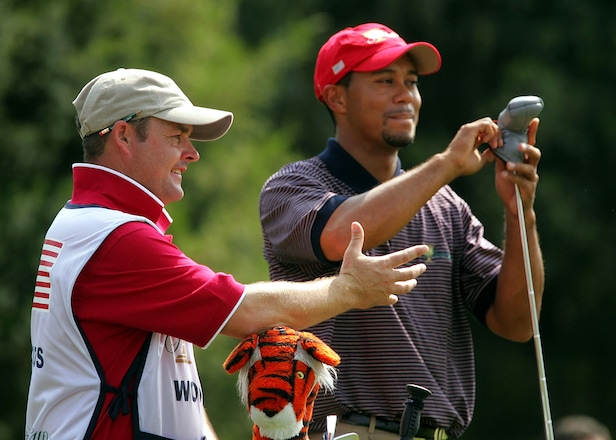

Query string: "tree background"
[[1, 0, 614, 439]]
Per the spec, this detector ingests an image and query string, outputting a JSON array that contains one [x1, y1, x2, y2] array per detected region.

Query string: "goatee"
[[383, 132, 414, 148]]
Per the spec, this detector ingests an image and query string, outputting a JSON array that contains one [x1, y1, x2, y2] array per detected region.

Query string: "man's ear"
[[321, 84, 348, 114], [112, 121, 131, 143], [108, 121, 133, 155]]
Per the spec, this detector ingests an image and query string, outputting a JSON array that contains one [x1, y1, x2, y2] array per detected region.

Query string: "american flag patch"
[[33, 239, 63, 311]]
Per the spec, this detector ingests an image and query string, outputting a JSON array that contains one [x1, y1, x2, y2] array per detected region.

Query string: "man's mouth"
[[388, 112, 415, 120]]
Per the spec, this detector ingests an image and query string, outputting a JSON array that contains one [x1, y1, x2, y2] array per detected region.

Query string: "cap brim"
[[354, 42, 442, 76], [154, 106, 234, 142]]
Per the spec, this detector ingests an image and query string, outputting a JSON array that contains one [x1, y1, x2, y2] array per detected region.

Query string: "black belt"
[[342, 412, 446, 439]]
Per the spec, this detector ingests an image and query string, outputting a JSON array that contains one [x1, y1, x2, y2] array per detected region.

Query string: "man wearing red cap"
[[259, 23, 544, 439]]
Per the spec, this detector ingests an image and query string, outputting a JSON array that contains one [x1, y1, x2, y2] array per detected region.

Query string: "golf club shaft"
[[514, 184, 554, 440]]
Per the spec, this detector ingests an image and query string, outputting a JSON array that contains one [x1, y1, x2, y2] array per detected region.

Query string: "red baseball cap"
[[314, 23, 442, 102]]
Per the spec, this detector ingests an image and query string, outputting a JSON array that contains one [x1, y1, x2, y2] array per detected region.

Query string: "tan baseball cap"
[[73, 68, 234, 141]]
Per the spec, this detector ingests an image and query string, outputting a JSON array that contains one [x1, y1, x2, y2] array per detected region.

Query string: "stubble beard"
[[383, 130, 415, 148]]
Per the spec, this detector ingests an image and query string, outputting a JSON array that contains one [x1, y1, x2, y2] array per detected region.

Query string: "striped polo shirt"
[[259, 139, 503, 438]]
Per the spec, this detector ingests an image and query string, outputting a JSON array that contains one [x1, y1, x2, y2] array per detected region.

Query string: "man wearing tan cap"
[[259, 23, 545, 439], [25, 68, 430, 439]]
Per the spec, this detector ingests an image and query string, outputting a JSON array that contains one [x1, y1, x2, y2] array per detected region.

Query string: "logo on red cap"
[[361, 28, 400, 44]]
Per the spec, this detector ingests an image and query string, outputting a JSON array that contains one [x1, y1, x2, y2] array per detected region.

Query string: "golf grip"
[[399, 384, 431, 440]]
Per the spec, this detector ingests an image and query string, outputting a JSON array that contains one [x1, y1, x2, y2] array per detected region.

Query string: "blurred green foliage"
[[1, 0, 614, 439]]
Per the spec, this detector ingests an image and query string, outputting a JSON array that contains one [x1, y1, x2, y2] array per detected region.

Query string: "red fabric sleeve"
[[71, 222, 245, 438], [72, 221, 245, 348]]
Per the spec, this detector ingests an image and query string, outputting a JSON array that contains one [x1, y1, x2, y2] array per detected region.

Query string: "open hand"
[[338, 222, 428, 308]]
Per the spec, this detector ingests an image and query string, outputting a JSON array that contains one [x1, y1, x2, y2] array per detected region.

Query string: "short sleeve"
[[260, 166, 345, 264], [73, 221, 245, 348]]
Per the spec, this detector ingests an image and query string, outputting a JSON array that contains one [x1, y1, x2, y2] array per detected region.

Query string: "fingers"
[[386, 244, 430, 269], [393, 264, 426, 293], [498, 143, 540, 211], [498, 117, 541, 182], [383, 261, 428, 305], [343, 222, 428, 269], [503, 143, 541, 180], [516, 117, 541, 167], [343, 221, 364, 260], [470, 118, 499, 147], [339, 222, 429, 308], [527, 118, 540, 146], [446, 117, 501, 176], [364, 241, 429, 303], [395, 261, 428, 282]]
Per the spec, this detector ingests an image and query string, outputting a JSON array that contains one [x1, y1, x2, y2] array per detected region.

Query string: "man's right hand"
[[442, 117, 502, 178], [227, 222, 428, 339]]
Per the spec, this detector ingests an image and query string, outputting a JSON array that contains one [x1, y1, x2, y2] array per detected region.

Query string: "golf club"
[[496, 96, 553, 440]]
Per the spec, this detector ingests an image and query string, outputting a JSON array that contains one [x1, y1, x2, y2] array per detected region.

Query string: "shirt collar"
[[69, 163, 173, 233], [318, 138, 402, 193]]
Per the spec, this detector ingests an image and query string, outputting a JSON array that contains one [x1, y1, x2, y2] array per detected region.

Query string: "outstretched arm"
[[321, 118, 502, 261], [222, 222, 428, 338]]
